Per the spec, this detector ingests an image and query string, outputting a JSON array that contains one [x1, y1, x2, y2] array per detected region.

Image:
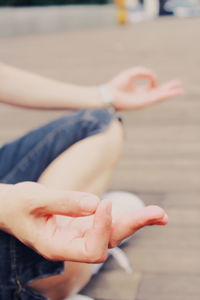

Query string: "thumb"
[[29, 184, 100, 217], [109, 205, 168, 248]]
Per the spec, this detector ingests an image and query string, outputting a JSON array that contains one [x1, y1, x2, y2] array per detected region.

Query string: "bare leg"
[[28, 119, 124, 299], [38, 119, 124, 194], [28, 262, 93, 300]]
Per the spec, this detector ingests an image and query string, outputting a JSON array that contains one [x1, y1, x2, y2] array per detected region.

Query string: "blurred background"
[[0, 1, 200, 36], [0, 1, 200, 300]]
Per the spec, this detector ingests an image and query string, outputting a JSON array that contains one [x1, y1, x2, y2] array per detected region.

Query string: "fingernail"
[[80, 196, 99, 213]]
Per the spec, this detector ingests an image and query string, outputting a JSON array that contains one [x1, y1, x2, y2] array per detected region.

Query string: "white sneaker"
[[102, 191, 144, 216], [92, 191, 144, 275], [66, 294, 95, 300]]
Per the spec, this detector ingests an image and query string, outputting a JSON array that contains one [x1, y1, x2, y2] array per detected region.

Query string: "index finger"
[[124, 67, 158, 89], [29, 185, 100, 217]]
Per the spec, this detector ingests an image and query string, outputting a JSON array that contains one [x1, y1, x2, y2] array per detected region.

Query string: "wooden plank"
[[82, 271, 141, 300], [128, 225, 200, 249], [163, 192, 200, 208], [136, 273, 200, 300], [123, 247, 200, 274], [164, 208, 200, 226], [124, 125, 200, 143], [111, 164, 200, 193], [123, 143, 200, 160]]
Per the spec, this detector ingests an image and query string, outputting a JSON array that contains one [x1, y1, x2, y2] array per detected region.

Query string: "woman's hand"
[[0, 182, 108, 262], [107, 67, 184, 110], [0, 182, 168, 263]]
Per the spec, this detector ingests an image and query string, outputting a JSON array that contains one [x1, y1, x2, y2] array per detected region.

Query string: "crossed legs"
[[28, 118, 124, 300], [27, 112, 167, 300]]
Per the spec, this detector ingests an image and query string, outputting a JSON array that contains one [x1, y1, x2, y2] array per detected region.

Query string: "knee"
[[100, 118, 124, 164], [89, 108, 124, 143], [82, 108, 123, 136], [83, 109, 124, 164]]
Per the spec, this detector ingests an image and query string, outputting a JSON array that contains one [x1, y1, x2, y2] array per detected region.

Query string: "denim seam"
[[10, 237, 25, 298], [10, 237, 17, 284]]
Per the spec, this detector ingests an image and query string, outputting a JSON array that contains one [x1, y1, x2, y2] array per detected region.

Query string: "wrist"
[[99, 84, 116, 111]]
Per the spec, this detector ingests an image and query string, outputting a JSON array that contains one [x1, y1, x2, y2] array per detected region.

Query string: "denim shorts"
[[0, 109, 119, 300]]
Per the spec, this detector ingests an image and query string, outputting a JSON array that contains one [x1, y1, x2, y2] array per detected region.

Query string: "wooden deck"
[[0, 17, 200, 300]]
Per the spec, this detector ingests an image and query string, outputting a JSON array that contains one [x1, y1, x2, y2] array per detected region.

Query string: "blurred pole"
[[116, 0, 128, 25], [143, 0, 159, 18]]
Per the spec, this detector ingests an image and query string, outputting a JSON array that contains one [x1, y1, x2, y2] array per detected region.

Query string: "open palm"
[[33, 201, 168, 263], [2, 183, 168, 264]]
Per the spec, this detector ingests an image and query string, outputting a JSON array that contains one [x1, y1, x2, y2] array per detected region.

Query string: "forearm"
[[0, 63, 104, 110]]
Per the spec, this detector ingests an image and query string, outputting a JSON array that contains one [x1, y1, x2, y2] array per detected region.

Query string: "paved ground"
[[0, 17, 200, 300]]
